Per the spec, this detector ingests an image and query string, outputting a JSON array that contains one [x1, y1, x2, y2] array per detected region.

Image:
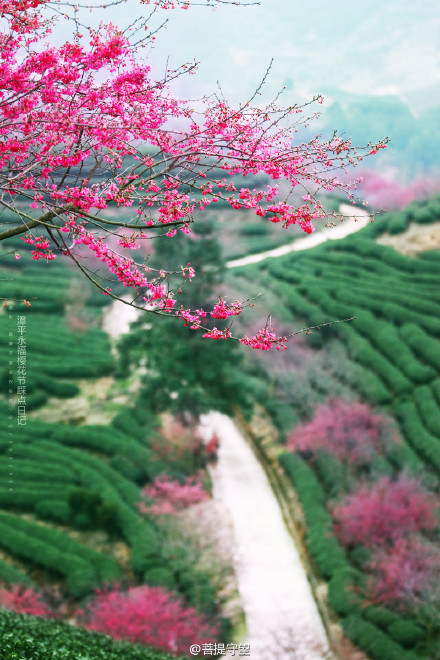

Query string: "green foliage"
[[176, 569, 217, 617], [0, 512, 122, 588], [351, 312, 436, 385], [0, 609, 183, 660], [0, 518, 97, 598], [25, 391, 48, 411], [401, 324, 440, 370], [34, 499, 72, 524], [51, 425, 152, 481], [387, 211, 410, 235], [414, 386, 440, 437], [313, 452, 345, 497], [362, 606, 402, 629], [279, 453, 347, 578], [263, 399, 299, 438], [395, 400, 440, 473], [35, 374, 80, 398], [328, 569, 362, 617], [30, 441, 158, 574], [68, 488, 120, 536], [0, 486, 71, 511], [144, 567, 177, 591], [341, 615, 420, 660], [387, 441, 424, 474], [111, 412, 148, 443], [341, 325, 412, 395], [387, 620, 426, 649], [109, 454, 146, 483], [122, 221, 254, 418], [0, 560, 35, 588], [306, 526, 348, 579]]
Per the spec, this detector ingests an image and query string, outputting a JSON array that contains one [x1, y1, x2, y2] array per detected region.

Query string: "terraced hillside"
[[228, 193, 440, 660], [0, 241, 227, 657]]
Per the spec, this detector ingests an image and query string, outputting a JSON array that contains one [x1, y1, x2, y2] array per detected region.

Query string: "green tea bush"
[[353, 313, 435, 384], [279, 453, 326, 506], [327, 569, 361, 617], [263, 399, 299, 438], [0, 519, 96, 598], [387, 441, 424, 474], [387, 620, 426, 649], [30, 442, 158, 573], [0, 459, 75, 484], [279, 453, 347, 578], [414, 386, 440, 437], [387, 211, 410, 235], [306, 525, 348, 579], [0, 609, 187, 660], [432, 379, 440, 404], [339, 239, 438, 276], [35, 374, 80, 398], [34, 499, 72, 524], [348, 363, 392, 405], [0, 486, 71, 510], [111, 412, 147, 443], [313, 453, 344, 497], [0, 560, 34, 587], [109, 454, 146, 483], [1, 512, 122, 585], [400, 324, 440, 370], [368, 453, 394, 478], [362, 606, 401, 629], [341, 326, 411, 395], [144, 567, 177, 591], [51, 426, 151, 479], [395, 400, 440, 473], [68, 488, 121, 537], [341, 615, 420, 660], [25, 391, 48, 410], [335, 288, 440, 333], [349, 546, 371, 569]]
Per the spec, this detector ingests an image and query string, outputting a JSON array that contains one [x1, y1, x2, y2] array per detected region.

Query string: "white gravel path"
[[199, 412, 333, 660], [227, 204, 370, 268]]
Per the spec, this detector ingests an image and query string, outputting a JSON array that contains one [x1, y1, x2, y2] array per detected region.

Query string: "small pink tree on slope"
[[367, 537, 440, 607], [0, 0, 387, 349], [138, 474, 209, 516], [333, 475, 440, 609], [0, 583, 53, 618], [333, 475, 438, 548], [77, 584, 218, 655], [286, 398, 395, 465]]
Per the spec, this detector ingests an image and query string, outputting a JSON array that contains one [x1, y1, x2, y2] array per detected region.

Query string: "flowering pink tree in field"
[[286, 398, 395, 464], [0, 583, 53, 618], [0, 0, 387, 349], [333, 475, 438, 548], [138, 474, 209, 516], [366, 538, 440, 607], [77, 584, 218, 655]]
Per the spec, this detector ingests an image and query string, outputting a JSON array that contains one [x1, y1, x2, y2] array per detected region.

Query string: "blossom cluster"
[[0, 0, 387, 347], [138, 474, 209, 516]]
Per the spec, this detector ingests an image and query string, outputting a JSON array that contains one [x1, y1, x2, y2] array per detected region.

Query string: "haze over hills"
[[137, 0, 440, 183], [143, 0, 439, 107], [50, 0, 440, 187]]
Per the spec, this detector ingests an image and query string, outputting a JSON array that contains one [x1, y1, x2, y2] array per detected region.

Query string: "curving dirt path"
[[227, 205, 370, 268]]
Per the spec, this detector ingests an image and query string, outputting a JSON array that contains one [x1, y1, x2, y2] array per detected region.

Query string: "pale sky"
[[53, 0, 440, 112]]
